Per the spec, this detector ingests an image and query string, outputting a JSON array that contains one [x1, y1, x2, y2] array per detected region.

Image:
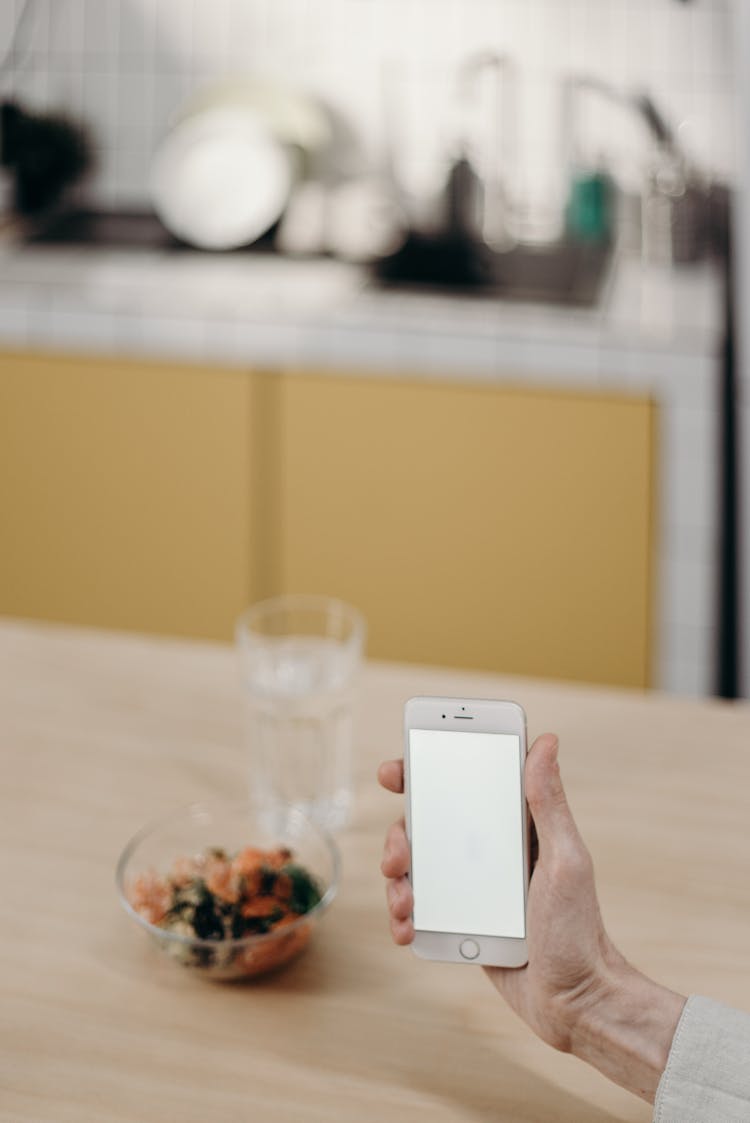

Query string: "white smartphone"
[[403, 696, 530, 968]]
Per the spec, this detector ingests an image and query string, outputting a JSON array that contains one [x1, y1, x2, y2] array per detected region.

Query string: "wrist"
[[567, 959, 686, 1104]]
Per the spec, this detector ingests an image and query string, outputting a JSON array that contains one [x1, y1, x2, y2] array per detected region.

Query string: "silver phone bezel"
[[403, 695, 529, 968]]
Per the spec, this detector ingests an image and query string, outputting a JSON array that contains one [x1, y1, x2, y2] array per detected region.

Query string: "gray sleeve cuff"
[[654, 995, 750, 1123]]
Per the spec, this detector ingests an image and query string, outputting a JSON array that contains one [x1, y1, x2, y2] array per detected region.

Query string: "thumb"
[[525, 734, 578, 854]]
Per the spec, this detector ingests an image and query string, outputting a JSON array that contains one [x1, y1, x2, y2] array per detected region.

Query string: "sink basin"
[[372, 233, 613, 307], [25, 208, 612, 309]]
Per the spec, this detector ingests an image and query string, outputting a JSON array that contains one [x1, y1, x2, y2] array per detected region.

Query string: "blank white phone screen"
[[409, 728, 525, 938]]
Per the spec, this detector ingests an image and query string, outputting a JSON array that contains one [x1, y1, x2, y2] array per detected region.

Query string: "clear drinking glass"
[[236, 595, 366, 832]]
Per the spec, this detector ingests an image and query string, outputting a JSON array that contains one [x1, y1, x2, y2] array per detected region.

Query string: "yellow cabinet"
[[274, 371, 655, 688], [0, 351, 257, 640], [1, 353, 655, 686]]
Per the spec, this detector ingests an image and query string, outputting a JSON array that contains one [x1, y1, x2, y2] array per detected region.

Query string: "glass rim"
[[236, 594, 366, 646]]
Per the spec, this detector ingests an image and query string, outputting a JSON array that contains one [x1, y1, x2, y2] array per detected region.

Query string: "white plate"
[[151, 107, 294, 251]]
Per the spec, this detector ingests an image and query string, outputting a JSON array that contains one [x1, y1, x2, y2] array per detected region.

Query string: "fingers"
[[524, 734, 580, 857], [378, 760, 410, 941], [381, 815, 414, 946], [390, 914, 415, 945], [377, 759, 404, 793], [380, 817, 409, 878], [387, 875, 413, 921]]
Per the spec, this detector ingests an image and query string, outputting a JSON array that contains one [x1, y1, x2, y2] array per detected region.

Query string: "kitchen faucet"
[[561, 75, 712, 261], [448, 50, 516, 249], [560, 75, 624, 176]]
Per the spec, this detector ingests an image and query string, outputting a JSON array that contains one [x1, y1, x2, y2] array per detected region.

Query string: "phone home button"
[[459, 938, 480, 960]]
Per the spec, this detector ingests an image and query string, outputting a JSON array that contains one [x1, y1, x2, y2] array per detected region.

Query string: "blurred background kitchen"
[[1, 0, 747, 699]]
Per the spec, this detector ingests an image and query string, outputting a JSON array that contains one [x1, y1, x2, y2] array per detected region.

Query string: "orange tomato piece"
[[232, 846, 266, 875], [241, 896, 280, 919], [271, 911, 300, 929], [273, 873, 293, 902], [205, 857, 240, 904], [265, 846, 293, 870]]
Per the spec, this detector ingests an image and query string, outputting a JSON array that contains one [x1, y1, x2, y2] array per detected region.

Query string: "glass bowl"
[[115, 800, 340, 981]]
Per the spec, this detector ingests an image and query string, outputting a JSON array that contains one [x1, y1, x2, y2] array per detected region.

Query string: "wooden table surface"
[[2, 620, 750, 1123]]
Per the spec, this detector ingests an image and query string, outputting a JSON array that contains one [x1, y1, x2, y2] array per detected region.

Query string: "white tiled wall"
[[1, 0, 737, 210]]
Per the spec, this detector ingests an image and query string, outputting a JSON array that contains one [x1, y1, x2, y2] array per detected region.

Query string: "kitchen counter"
[[2, 618, 750, 1122], [0, 243, 725, 698], [0, 240, 723, 386]]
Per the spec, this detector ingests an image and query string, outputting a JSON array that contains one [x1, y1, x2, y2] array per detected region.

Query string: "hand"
[[378, 733, 686, 1102], [378, 734, 613, 1046]]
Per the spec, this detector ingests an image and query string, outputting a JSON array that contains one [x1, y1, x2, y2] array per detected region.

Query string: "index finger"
[[377, 759, 404, 793]]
